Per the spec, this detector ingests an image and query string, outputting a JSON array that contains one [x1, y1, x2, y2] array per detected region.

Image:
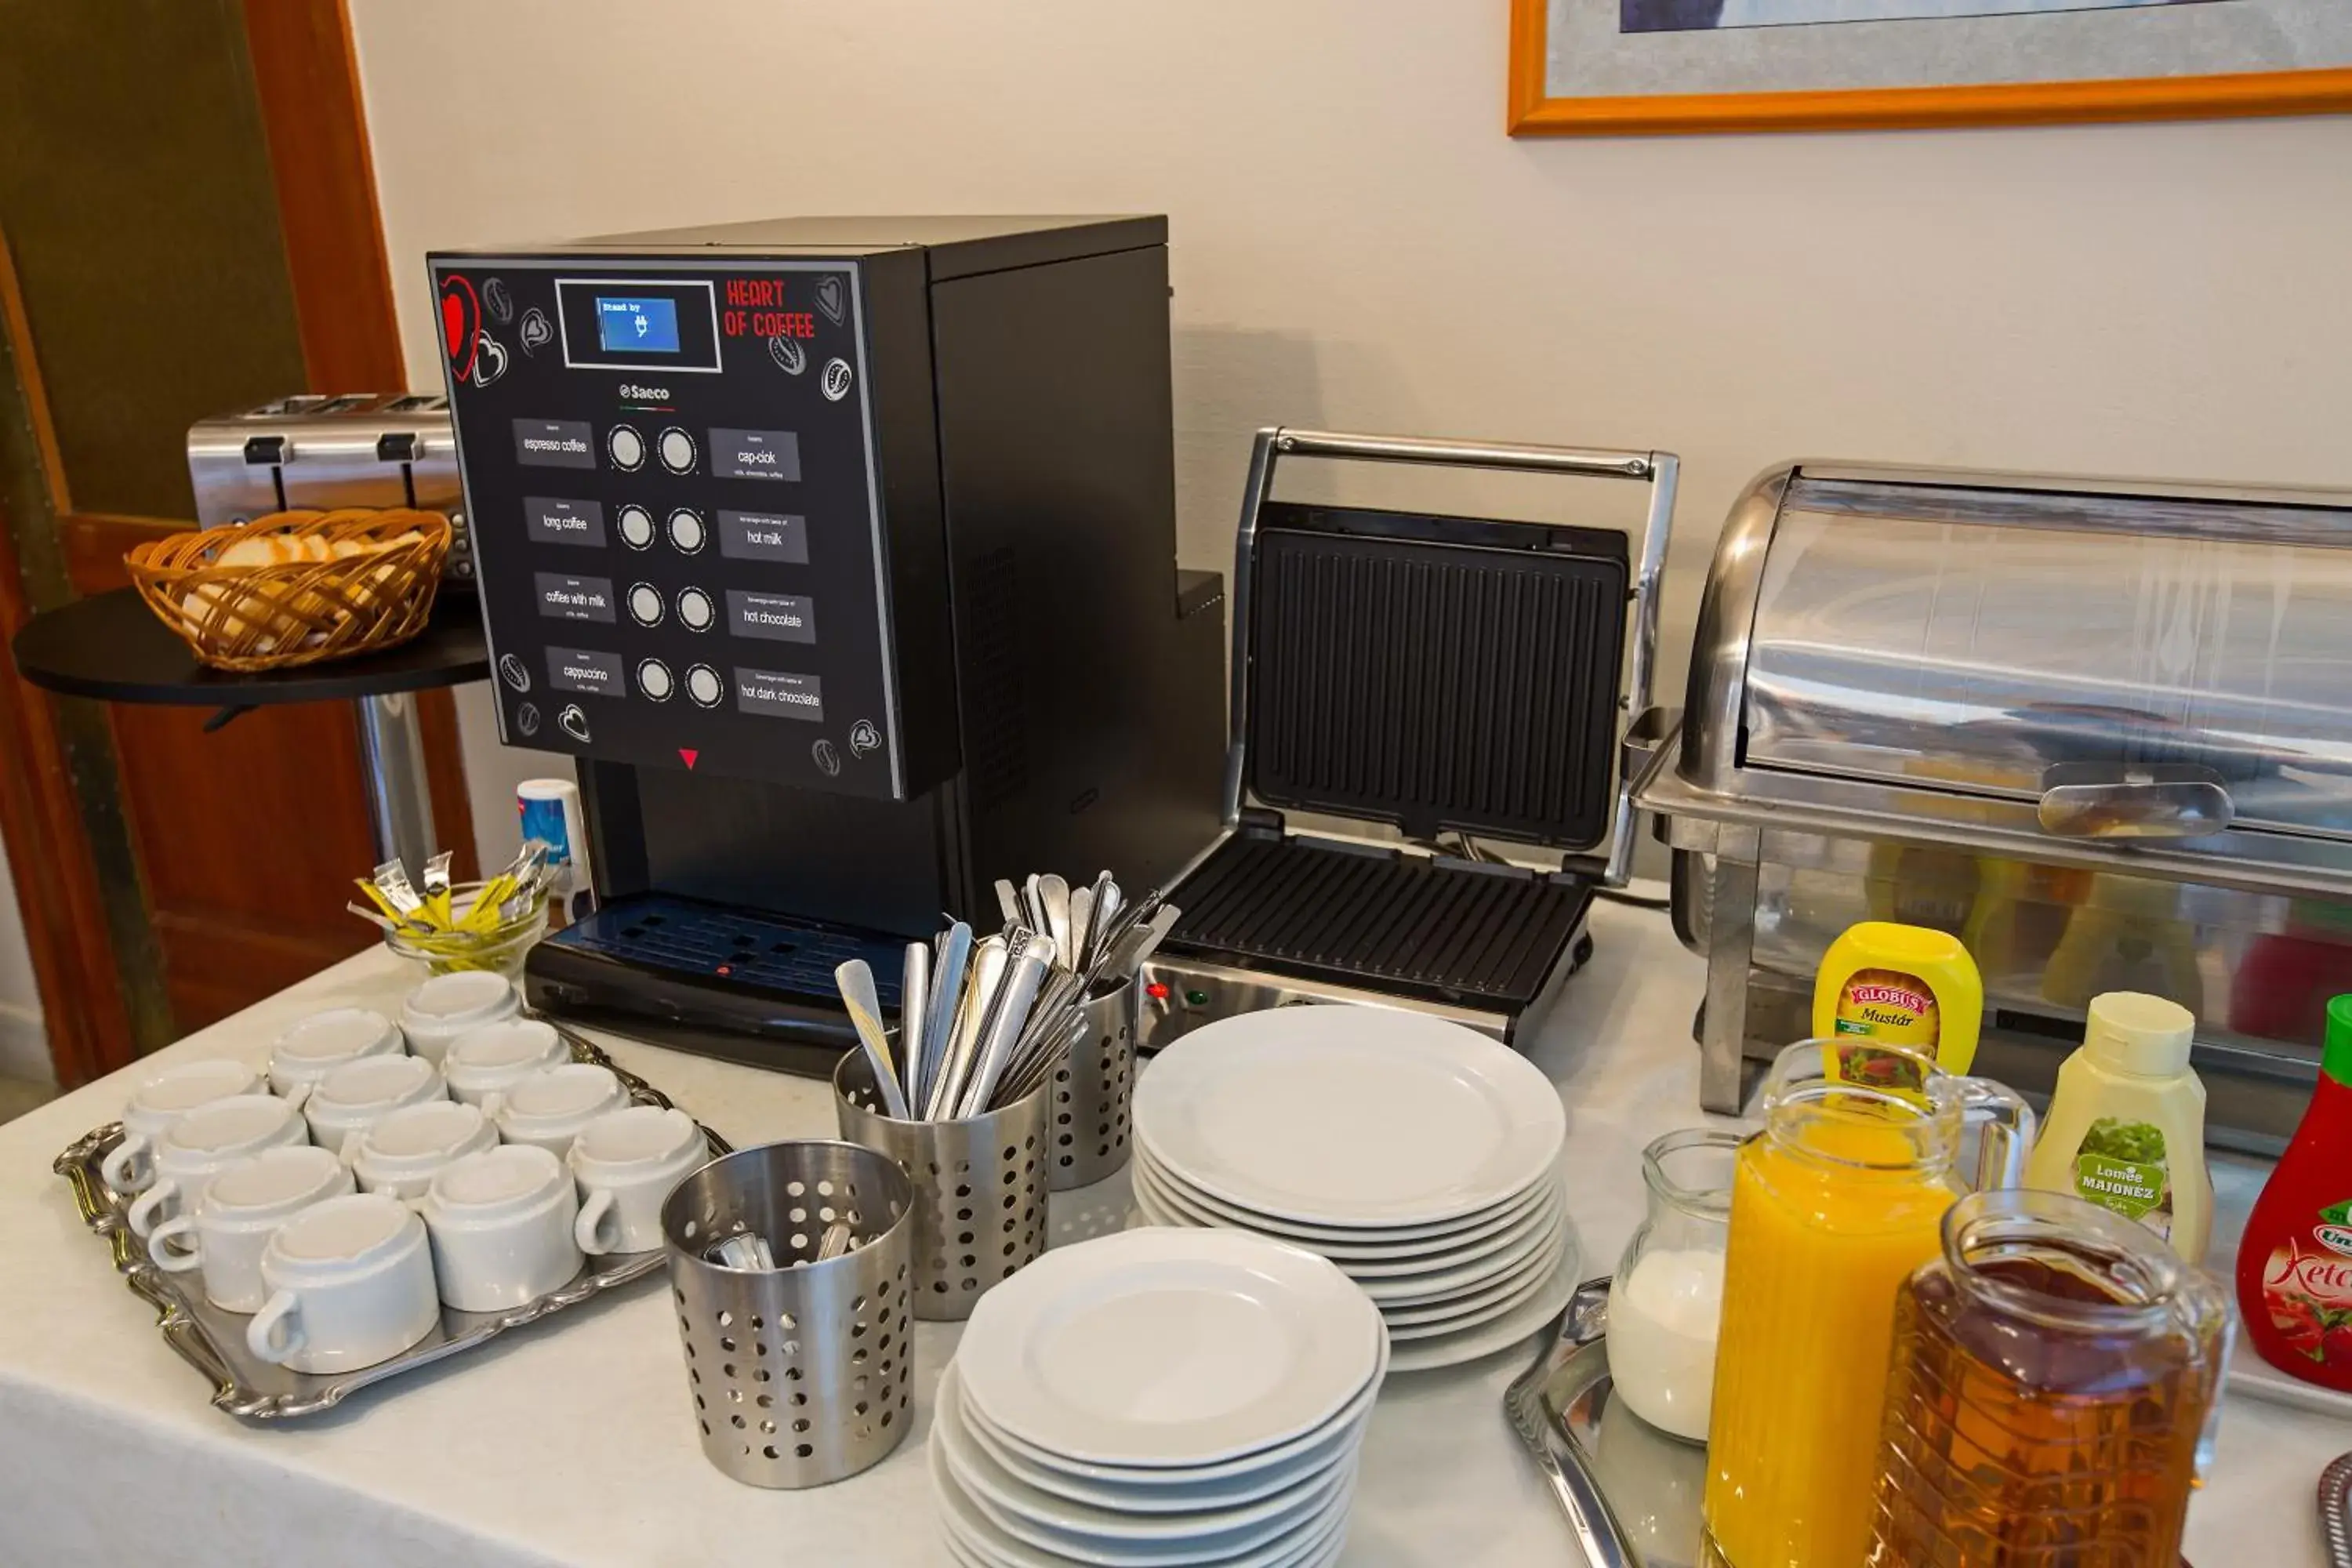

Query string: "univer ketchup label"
[[2253, 1207, 2352, 1367], [2242, 1172, 2352, 1390]]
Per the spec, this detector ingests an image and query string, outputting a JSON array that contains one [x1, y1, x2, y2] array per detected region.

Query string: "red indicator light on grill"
[[1145, 982, 1170, 1001], [716, 964, 732, 976]]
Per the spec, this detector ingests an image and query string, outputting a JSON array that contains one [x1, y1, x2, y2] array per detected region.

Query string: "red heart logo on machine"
[[437, 275, 481, 382]]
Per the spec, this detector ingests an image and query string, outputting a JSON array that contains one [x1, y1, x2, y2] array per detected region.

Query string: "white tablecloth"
[[0, 902, 2340, 1566]]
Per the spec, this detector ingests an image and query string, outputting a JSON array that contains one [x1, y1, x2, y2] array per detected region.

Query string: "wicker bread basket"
[[126, 509, 452, 672]]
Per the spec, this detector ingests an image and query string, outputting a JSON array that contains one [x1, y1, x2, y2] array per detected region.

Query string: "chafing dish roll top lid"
[[1653, 463, 2352, 895]]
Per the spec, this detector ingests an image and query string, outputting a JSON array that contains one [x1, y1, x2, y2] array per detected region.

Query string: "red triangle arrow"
[[679, 748, 699, 769]]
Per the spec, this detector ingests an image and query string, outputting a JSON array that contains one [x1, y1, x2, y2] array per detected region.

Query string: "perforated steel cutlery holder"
[[660, 1141, 915, 1488], [833, 1054, 1051, 1320], [1051, 977, 1137, 1190]]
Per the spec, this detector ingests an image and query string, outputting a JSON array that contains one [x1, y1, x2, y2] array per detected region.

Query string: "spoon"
[[834, 960, 910, 1119]]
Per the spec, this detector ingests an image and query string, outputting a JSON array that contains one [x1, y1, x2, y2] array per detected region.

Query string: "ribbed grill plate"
[[1247, 523, 1628, 849], [1167, 833, 1591, 1010]]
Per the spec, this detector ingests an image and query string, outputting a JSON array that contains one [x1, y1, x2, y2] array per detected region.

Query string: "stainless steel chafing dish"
[[1635, 461, 2352, 1150]]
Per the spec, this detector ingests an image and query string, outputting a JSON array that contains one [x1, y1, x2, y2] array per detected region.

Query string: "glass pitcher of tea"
[[1867, 1187, 2228, 1567], [1703, 1040, 2035, 1568]]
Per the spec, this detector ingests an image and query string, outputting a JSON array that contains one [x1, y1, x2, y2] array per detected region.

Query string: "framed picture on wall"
[[1509, 0, 2352, 133]]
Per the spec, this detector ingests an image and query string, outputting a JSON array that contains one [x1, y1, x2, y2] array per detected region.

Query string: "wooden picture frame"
[[1508, 0, 2352, 135]]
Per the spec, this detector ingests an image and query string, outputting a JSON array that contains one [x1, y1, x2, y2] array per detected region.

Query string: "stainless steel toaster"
[[185, 394, 472, 583], [1635, 461, 2352, 1151]]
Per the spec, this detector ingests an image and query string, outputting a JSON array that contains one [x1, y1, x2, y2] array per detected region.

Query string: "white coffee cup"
[[102, 1058, 267, 1193], [483, 1062, 629, 1156], [302, 1054, 446, 1152], [418, 1145, 583, 1311], [125, 1095, 311, 1238], [398, 972, 520, 1067], [441, 1018, 568, 1107], [269, 1008, 405, 1098], [245, 1193, 439, 1373], [569, 1106, 706, 1255], [347, 1100, 497, 1200], [146, 1145, 354, 1312]]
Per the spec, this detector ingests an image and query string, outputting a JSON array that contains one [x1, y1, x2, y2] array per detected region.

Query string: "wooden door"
[[0, 0, 474, 1079]]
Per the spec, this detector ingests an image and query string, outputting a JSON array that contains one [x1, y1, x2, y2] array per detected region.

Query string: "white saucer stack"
[[934, 1228, 1387, 1567], [1131, 1006, 1578, 1374]]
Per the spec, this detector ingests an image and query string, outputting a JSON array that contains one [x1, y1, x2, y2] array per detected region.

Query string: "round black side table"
[[12, 587, 488, 872]]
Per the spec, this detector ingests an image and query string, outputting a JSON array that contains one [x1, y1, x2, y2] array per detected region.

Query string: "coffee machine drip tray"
[[524, 894, 907, 1076], [1150, 832, 1595, 1040]]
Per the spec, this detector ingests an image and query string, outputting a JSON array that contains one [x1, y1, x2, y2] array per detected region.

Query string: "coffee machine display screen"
[[550, 278, 723, 374], [595, 296, 680, 354], [434, 254, 906, 799]]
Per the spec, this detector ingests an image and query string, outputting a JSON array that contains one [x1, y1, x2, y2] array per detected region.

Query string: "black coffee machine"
[[430, 216, 1225, 1073]]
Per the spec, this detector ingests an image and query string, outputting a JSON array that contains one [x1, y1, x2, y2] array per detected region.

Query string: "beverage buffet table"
[[0, 900, 2339, 1566]]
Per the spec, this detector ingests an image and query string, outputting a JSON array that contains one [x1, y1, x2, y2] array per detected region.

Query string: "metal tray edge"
[[56, 1028, 732, 1421]]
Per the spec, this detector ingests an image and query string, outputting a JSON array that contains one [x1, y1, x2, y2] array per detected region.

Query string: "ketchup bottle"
[[2238, 993, 2352, 1389]]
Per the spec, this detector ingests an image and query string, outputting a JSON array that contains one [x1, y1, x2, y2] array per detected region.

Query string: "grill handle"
[[1226, 427, 1679, 887]]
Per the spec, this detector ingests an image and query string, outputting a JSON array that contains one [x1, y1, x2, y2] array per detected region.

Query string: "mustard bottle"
[[1813, 922, 1985, 1085]]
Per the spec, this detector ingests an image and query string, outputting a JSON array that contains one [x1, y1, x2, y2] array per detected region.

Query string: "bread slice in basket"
[[126, 508, 452, 671]]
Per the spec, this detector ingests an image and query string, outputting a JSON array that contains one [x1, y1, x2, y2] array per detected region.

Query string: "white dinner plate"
[[1129, 1155, 1556, 1275], [1378, 1217, 1566, 1327], [933, 1434, 1358, 1568], [935, 1364, 1359, 1542], [1131, 1145, 1559, 1265], [1133, 1007, 1564, 1227], [956, 1325, 1389, 1494], [1133, 1159, 1564, 1305], [956, 1228, 1385, 1468], [1384, 1235, 1585, 1371], [943, 1417, 1352, 1566]]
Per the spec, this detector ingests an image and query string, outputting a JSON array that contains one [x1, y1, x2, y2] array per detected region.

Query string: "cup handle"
[[575, 1188, 618, 1254], [339, 1128, 365, 1164], [280, 1081, 313, 1113], [479, 1091, 506, 1123], [125, 1179, 181, 1240], [100, 1134, 154, 1195], [147, 1216, 203, 1273], [245, 1290, 305, 1366], [1955, 1075, 2039, 1192]]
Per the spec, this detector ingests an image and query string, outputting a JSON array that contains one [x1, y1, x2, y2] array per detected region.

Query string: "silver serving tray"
[[1526, 1280, 2194, 1568], [54, 1029, 731, 1420]]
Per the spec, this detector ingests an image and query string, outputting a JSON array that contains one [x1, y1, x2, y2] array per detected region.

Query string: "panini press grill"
[[1142, 428, 1679, 1049]]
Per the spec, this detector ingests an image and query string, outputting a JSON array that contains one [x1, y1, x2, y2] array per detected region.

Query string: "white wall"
[[349, 0, 2352, 864], [0, 829, 50, 1083]]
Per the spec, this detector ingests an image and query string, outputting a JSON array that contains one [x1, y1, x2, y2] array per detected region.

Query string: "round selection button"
[[627, 583, 664, 627], [637, 659, 674, 702], [677, 587, 715, 632], [668, 508, 706, 554], [608, 425, 645, 471], [685, 664, 724, 708], [658, 426, 696, 474], [616, 505, 655, 550]]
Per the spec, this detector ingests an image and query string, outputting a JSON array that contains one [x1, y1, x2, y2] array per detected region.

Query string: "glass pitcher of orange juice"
[[1702, 1040, 2035, 1568]]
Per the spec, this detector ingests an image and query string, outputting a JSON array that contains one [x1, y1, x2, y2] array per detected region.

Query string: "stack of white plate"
[[935, 1228, 1387, 1567], [1131, 1006, 1579, 1374]]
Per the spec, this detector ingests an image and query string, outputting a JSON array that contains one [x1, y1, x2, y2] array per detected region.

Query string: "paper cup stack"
[[933, 1229, 1386, 1567], [1131, 1007, 1578, 1374]]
